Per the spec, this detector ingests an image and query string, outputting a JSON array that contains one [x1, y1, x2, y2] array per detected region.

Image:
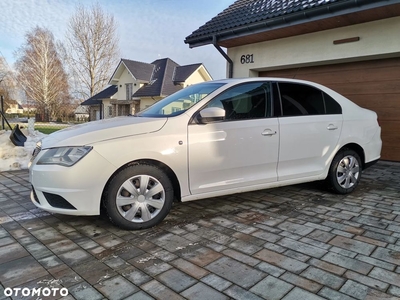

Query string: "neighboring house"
[[81, 85, 118, 121], [74, 105, 89, 122], [185, 0, 400, 161], [82, 58, 212, 120], [5, 100, 23, 115], [23, 105, 36, 114]]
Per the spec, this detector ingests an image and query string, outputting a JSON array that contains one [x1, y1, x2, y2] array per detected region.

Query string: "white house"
[[82, 57, 212, 120], [81, 85, 118, 121], [5, 100, 23, 115], [74, 105, 89, 122]]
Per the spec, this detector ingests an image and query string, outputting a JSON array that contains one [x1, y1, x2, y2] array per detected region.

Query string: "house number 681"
[[240, 54, 254, 64]]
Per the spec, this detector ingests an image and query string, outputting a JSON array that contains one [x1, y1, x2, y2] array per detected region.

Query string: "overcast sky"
[[0, 0, 236, 81]]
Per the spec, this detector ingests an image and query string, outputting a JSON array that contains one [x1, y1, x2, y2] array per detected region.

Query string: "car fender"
[[92, 132, 190, 199]]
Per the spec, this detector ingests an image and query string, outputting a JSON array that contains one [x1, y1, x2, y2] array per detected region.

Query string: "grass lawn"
[[34, 124, 72, 134], [9, 122, 80, 135]]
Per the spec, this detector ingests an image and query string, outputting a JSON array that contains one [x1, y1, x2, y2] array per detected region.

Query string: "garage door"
[[260, 57, 400, 161]]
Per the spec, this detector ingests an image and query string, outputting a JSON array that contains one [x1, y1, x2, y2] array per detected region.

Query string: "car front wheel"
[[104, 164, 174, 230], [327, 149, 362, 194]]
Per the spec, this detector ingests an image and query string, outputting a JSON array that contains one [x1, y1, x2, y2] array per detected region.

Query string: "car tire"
[[104, 164, 174, 230], [327, 149, 362, 194]]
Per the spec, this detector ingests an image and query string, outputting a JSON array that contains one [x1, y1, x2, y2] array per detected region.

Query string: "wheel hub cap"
[[116, 175, 165, 223], [336, 155, 360, 189]]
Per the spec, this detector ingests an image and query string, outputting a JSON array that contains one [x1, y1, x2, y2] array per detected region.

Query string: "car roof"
[[210, 77, 318, 85], [208, 77, 338, 94]]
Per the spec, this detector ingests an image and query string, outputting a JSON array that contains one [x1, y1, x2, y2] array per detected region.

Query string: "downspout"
[[213, 36, 233, 78]]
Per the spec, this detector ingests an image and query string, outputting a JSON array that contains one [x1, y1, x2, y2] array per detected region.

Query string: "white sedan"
[[29, 78, 382, 230]]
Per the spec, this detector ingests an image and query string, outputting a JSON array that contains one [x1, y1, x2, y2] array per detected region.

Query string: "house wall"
[[89, 106, 99, 121], [102, 99, 113, 119], [6, 104, 24, 115], [114, 69, 142, 100], [227, 17, 400, 77], [140, 97, 162, 111], [184, 67, 212, 87], [75, 113, 89, 122]]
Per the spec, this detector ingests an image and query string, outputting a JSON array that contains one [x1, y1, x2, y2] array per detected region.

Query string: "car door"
[[188, 82, 279, 195], [276, 82, 343, 181]]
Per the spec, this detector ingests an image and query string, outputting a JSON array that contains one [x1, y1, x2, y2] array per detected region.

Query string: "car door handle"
[[261, 129, 277, 136], [327, 124, 338, 130]]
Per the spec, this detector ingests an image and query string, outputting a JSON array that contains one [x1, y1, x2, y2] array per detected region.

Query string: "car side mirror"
[[197, 107, 225, 124]]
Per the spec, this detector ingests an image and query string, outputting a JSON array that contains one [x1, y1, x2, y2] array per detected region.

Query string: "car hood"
[[41, 117, 168, 148]]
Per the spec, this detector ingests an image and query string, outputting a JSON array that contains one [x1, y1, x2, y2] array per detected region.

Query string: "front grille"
[[43, 192, 77, 210], [31, 186, 40, 204], [30, 145, 42, 162]]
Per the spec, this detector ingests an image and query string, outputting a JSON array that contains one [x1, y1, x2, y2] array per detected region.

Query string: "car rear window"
[[278, 82, 341, 116]]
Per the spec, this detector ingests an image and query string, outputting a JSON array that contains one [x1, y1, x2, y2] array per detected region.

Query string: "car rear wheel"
[[327, 149, 362, 194], [104, 164, 174, 230]]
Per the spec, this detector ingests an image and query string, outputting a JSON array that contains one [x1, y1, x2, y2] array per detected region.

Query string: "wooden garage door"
[[260, 58, 400, 161]]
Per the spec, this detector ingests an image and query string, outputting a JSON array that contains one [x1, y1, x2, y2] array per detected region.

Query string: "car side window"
[[278, 82, 342, 116], [278, 82, 325, 116], [204, 82, 272, 121], [324, 93, 342, 114]]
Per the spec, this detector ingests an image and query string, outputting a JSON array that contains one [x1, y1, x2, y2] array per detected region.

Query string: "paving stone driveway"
[[1, 161, 400, 300]]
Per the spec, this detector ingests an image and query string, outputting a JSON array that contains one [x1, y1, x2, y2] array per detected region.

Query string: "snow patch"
[[0, 129, 47, 172]]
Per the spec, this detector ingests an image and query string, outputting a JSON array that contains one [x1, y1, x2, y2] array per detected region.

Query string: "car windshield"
[[137, 82, 225, 117]]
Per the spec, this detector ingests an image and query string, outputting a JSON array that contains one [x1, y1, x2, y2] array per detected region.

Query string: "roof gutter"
[[213, 36, 233, 78], [186, 0, 400, 48]]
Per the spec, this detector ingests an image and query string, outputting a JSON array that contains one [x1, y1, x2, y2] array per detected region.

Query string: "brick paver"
[[1, 161, 400, 299]]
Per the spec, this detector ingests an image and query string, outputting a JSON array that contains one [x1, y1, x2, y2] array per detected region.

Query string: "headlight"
[[37, 146, 93, 167]]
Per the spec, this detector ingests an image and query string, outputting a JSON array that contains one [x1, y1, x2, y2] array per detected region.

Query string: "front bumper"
[[29, 148, 116, 216]]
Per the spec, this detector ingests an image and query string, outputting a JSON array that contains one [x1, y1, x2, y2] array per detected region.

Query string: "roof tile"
[[81, 85, 117, 105], [185, 0, 348, 43], [133, 58, 182, 97], [122, 59, 154, 81]]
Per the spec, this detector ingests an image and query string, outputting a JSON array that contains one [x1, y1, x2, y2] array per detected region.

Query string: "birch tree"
[[0, 57, 8, 83], [0, 57, 16, 111], [66, 3, 119, 98], [0, 57, 16, 93], [15, 27, 70, 120]]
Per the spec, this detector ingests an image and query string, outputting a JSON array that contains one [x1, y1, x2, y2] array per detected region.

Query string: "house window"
[[108, 106, 112, 116], [126, 83, 133, 100]]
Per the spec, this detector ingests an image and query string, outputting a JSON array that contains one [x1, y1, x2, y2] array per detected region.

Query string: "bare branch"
[[0, 57, 18, 111], [65, 3, 119, 98], [15, 27, 71, 120]]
